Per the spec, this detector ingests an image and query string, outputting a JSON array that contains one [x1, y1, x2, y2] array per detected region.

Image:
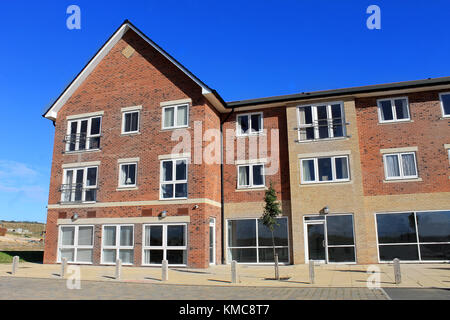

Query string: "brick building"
[[43, 20, 450, 268]]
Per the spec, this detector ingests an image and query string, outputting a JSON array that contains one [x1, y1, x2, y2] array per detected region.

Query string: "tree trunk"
[[271, 229, 279, 280]]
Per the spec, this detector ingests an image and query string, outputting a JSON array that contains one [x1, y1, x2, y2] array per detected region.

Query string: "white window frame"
[[377, 97, 411, 123], [375, 210, 450, 263], [61, 166, 98, 203], [160, 158, 188, 200], [439, 92, 450, 118], [383, 152, 418, 180], [162, 103, 189, 130], [237, 163, 265, 189], [236, 112, 264, 136], [121, 110, 140, 134], [300, 156, 350, 184], [65, 116, 102, 152], [118, 162, 138, 188], [142, 223, 188, 266], [226, 217, 290, 265], [101, 224, 135, 265], [57, 225, 94, 264], [296, 102, 346, 141]]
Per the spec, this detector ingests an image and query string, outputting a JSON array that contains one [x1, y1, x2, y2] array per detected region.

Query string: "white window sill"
[[159, 197, 188, 201], [235, 186, 267, 192], [116, 186, 138, 191], [383, 177, 422, 183], [295, 136, 349, 144], [161, 126, 190, 132], [236, 132, 265, 138], [378, 119, 413, 125], [59, 201, 97, 205], [300, 180, 352, 186], [121, 131, 141, 136], [64, 148, 101, 155]]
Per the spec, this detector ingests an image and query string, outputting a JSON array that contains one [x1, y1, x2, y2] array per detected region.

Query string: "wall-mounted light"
[[160, 210, 167, 218], [320, 206, 330, 215], [72, 213, 79, 221], [193, 205, 199, 210]]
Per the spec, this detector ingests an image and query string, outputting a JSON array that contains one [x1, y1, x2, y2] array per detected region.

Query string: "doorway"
[[305, 221, 327, 263]]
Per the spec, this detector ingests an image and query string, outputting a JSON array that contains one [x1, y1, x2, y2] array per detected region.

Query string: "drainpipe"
[[220, 106, 234, 264]]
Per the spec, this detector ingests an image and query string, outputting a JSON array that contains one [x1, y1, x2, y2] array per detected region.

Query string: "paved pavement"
[[0, 262, 449, 288], [0, 277, 388, 300], [384, 288, 450, 300]]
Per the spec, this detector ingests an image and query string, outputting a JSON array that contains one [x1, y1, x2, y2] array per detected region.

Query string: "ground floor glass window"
[[376, 211, 450, 261], [58, 225, 94, 263], [227, 218, 289, 264], [101, 225, 134, 265], [143, 224, 187, 265]]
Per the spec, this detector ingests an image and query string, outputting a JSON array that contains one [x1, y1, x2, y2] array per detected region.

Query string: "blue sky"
[[0, 1, 449, 223]]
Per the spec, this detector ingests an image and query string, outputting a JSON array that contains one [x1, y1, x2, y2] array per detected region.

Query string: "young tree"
[[261, 181, 282, 280]]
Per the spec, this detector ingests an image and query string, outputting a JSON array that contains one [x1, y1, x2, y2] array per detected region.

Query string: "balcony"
[[295, 118, 349, 142], [64, 134, 101, 153], [60, 183, 97, 203]]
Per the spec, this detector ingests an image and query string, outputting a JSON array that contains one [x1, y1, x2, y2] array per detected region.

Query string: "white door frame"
[[304, 220, 328, 264], [209, 218, 216, 265]]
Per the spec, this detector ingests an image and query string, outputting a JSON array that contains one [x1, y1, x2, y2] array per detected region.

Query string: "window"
[[122, 110, 140, 134], [300, 156, 350, 184], [65, 117, 101, 152], [236, 113, 263, 136], [377, 97, 410, 122], [227, 218, 289, 264], [297, 103, 345, 141], [439, 93, 450, 117], [61, 166, 98, 203], [118, 163, 137, 188], [143, 224, 187, 265], [376, 211, 450, 262], [160, 159, 188, 199], [101, 225, 134, 265], [237, 164, 265, 188], [58, 225, 94, 263], [162, 104, 189, 129], [383, 152, 418, 180]]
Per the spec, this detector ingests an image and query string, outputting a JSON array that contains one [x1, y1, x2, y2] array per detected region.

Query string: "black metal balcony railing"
[[60, 183, 97, 203], [294, 118, 350, 141], [64, 134, 101, 152]]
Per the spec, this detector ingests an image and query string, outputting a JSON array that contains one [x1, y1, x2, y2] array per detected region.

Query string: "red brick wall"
[[356, 91, 450, 196], [222, 107, 291, 203], [44, 29, 222, 268]]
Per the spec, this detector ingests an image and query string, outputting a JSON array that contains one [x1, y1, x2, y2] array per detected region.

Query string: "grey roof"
[[226, 76, 450, 108]]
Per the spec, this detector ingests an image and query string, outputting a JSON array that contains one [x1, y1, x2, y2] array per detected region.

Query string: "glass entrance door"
[[306, 222, 326, 263]]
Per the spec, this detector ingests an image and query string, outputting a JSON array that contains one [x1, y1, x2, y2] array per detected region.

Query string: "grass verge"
[[0, 251, 43, 264]]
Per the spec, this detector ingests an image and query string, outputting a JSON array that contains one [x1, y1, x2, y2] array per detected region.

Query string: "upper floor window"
[[439, 92, 450, 117], [377, 97, 410, 123], [160, 158, 188, 199], [61, 166, 98, 203], [300, 156, 350, 184], [236, 112, 263, 136], [237, 163, 265, 188], [297, 103, 345, 141], [122, 110, 140, 134], [65, 117, 101, 152], [118, 162, 137, 188], [383, 152, 418, 180], [162, 104, 189, 129]]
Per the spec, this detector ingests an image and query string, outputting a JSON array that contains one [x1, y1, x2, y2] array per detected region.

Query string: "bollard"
[[231, 260, 238, 283], [309, 260, 315, 284], [274, 253, 280, 280], [393, 258, 401, 284], [61, 258, 67, 279], [11, 256, 19, 275], [115, 259, 122, 280], [162, 260, 169, 281]]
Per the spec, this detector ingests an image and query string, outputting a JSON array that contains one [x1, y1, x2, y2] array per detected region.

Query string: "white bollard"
[[11, 256, 19, 275], [393, 258, 401, 284], [231, 260, 238, 283], [162, 259, 169, 281], [61, 258, 67, 278], [115, 259, 122, 280], [309, 260, 315, 284]]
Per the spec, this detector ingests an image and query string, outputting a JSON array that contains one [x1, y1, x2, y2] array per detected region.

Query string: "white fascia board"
[[44, 24, 130, 121], [45, 22, 226, 121]]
